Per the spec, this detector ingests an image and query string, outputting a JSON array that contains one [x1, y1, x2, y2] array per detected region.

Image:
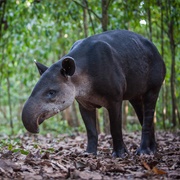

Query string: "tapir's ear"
[[34, 60, 48, 76], [61, 57, 75, 77]]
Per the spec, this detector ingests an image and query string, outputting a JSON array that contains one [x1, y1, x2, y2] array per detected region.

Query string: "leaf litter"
[[0, 131, 179, 179]]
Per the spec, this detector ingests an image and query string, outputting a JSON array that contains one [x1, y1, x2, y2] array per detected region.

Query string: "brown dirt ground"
[[0, 131, 179, 179]]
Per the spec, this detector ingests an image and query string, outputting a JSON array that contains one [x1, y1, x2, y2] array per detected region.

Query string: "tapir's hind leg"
[[129, 97, 143, 126], [136, 88, 160, 155]]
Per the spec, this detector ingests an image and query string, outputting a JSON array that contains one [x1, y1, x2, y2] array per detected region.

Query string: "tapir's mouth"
[[37, 109, 60, 127], [37, 112, 49, 127], [37, 113, 47, 125]]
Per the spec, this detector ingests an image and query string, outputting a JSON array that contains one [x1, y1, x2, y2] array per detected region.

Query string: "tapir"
[[22, 30, 166, 157]]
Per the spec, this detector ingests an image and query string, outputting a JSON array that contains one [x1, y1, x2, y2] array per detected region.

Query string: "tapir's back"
[[68, 30, 166, 99], [70, 30, 165, 76]]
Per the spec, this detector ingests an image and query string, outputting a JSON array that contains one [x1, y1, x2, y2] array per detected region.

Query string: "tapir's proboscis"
[[22, 30, 166, 157]]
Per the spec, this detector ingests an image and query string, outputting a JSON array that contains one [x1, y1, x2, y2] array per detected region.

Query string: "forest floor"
[[0, 131, 179, 179]]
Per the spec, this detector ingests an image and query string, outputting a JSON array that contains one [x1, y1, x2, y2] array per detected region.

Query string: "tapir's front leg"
[[78, 103, 98, 154], [108, 101, 128, 157]]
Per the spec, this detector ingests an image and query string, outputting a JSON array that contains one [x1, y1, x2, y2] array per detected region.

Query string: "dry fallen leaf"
[[74, 160, 87, 170], [142, 160, 167, 175], [152, 166, 167, 175], [141, 160, 151, 171], [0, 131, 179, 179], [0, 159, 21, 172], [41, 152, 50, 159]]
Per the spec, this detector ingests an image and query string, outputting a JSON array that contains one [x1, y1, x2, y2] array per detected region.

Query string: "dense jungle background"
[[0, 0, 179, 179], [0, 0, 179, 135]]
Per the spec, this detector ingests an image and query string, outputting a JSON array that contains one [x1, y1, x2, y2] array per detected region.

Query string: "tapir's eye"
[[47, 90, 57, 99]]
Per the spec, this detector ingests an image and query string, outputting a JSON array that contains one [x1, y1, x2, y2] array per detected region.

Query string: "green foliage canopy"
[[0, 0, 179, 135]]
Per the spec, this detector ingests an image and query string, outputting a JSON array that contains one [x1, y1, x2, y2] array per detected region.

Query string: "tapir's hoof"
[[85, 149, 97, 156], [82, 152, 97, 157], [136, 146, 156, 156], [112, 148, 129, 158], [86, 151, 97, 155]]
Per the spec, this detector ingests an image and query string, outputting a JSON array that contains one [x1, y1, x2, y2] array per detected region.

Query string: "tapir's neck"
[[73, 73, 92, 99]]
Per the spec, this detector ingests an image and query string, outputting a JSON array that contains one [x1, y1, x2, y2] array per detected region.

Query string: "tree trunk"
[[82, 0, 88, 37], [101, 0, 111, 134], [146, 0, 152, 41], [103, 108, 110, 134], [101, 0, 109, 31], [170, 42, 176, 127], [64, 102, 79, 127], [7, 74, 14, 134], [122, 101, 128, 130], [123, 0, 129, 30], [0, 0, 7, 37], [160, 2, 166, 129], [96, 110, 101, 134], [167, 0, 177, 127]]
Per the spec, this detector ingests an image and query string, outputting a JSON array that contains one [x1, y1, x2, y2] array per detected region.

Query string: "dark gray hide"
[[22, 30, 166, 157]]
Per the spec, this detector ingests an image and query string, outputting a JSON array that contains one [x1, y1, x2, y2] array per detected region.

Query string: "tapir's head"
[[22, 56, 76, 133]]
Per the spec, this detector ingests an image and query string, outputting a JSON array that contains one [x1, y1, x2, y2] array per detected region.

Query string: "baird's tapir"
[[22, 30, 166, 157]]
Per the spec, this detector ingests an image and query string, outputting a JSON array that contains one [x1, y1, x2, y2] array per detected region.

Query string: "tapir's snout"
[[22, 98, 40, 133], [22, 97, 60, 133]]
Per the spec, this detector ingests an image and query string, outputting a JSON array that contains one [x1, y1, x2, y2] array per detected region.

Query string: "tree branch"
[[85, 0, 95, 34], [73, 0, 101, 21], [107, 0, 112, 10]]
